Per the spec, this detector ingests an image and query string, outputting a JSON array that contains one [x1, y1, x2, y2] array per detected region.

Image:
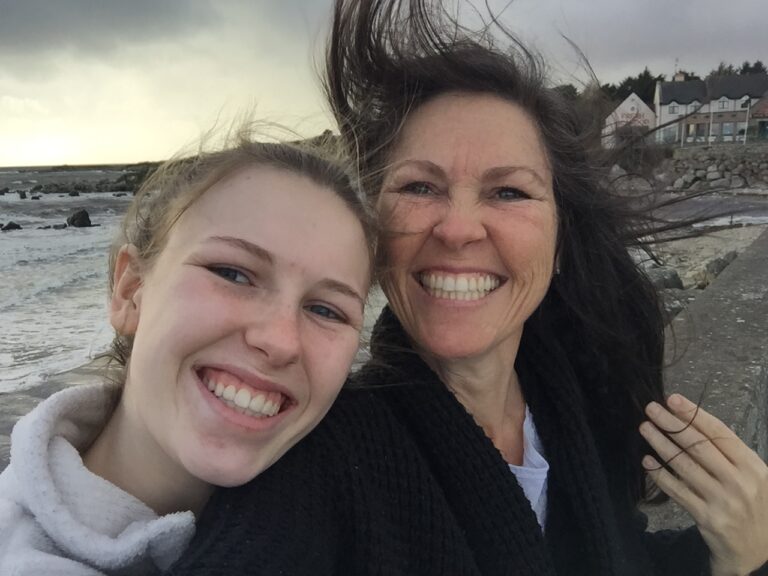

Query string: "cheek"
[[305, 331, 359, 399]]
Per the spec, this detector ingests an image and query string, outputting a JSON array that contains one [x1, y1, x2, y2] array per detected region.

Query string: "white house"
[[654, 73, 768, 144], [602, 93, 656, 148]]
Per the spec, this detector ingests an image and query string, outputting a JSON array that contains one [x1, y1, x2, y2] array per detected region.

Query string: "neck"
[[83, 395, 212, 517], [425, 336, 527, 465]]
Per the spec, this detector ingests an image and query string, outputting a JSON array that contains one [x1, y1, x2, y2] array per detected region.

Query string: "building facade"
[[602, 92, 656, 148], [654, 73, 768, 144]]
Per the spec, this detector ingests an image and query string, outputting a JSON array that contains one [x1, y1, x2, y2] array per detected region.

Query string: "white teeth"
[[234, 388, 251, 408], [419, 272, 500, 301], [203, 371, 286, 419], [249, 394, 266, 413]]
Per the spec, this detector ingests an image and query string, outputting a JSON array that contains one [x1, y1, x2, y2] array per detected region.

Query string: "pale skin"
[[641, 393, 768, 576]]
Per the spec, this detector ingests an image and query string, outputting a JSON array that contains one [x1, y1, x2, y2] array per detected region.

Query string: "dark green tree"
[[707, 61, 737, 78], [739, 60, 767, 75], [553, 83, 579, 101]]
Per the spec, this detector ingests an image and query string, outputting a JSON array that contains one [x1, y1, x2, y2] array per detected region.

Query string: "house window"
[[722, 122, 735, 136], [741, 99, 750, 109], [669, 104, 678, 114], [718, 100, 728, 110]]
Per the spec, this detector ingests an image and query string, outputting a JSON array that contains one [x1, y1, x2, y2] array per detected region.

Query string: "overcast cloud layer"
[[0, 0, 764, 166]]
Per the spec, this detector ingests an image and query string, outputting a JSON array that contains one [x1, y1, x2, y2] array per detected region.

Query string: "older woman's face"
[[378, 92, 558, 361]]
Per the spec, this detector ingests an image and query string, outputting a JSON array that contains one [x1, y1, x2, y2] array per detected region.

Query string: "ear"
[[110, 244, 144, 336]]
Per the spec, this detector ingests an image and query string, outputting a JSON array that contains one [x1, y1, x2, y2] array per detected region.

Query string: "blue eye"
[[494, 187, 528, 201], [209, 266, 250, 285], [401, 181, 433, 196], [306, 303, 345, 322]]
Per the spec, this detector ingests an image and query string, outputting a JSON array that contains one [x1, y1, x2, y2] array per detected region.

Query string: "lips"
[[197, 366, 292, 419], [417, 271, 502, 301]]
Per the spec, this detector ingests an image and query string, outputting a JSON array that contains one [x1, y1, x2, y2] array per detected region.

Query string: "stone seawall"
[[662, 143, 768, 192], [644, 227, 768, 530]]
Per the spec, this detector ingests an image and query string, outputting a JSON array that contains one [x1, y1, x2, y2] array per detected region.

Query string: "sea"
[[0, 169, 133, 393]]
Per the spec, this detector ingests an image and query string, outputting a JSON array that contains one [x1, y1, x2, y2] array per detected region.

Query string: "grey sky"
[[0, 0, 764, 165]]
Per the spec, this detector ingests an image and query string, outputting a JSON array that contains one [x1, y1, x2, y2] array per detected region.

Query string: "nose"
[[243, 303, 301, 367], [431, 197, 487, 251]]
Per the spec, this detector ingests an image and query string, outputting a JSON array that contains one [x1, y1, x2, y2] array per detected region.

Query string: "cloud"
[[0, 0, 219, 56]]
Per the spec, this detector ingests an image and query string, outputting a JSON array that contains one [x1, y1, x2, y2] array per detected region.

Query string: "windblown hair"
[[105, 129, 375, 387], [324, 0, 666, 505]]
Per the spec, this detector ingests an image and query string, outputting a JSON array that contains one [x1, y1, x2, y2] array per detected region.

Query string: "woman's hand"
[[640, 393, 768, 576]]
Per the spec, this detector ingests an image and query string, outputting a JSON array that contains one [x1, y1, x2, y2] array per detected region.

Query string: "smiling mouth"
[[417, 271, 503, 301], [198, 367, 292, 419]]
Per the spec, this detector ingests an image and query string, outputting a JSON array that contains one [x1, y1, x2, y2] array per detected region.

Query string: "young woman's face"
[[378, 92, 558, 362], [112, 166, 370, 487]]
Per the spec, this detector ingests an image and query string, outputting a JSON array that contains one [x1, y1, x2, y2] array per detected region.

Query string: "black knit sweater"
[[168, 308, 713, 576]]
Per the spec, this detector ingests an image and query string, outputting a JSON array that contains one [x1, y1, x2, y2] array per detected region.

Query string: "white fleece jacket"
[[0, 384, 195, 576]]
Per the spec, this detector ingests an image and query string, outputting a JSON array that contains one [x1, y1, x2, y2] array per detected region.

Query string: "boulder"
[[31, 196, 41, 200], [37, 225, 52, 230], [0, 187, 8, 195], [660, 288, 690, 323], [68, 191, 80, 197], [66, 209, 92, 228], [709, 178, 730, 188], [673, 177, 686, 190], [695, 251, 738, 288], [52, 223, 68, 230], [2, 221, 22, 231], [646, 266, 684, 290], [17, 190, 27, 199], [705, 171, 722, 181], [112, 192, 128, 197]]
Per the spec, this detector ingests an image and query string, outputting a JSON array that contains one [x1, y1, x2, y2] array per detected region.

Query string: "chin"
[[417, 333, 490, 361], [180, 447, 271, 488]]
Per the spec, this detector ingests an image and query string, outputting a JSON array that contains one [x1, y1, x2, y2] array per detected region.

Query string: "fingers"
[[641, 454, 706, 523], [661, 394, 768, 478], [639, 418, 721, 502], [664, 394, 746, 463]]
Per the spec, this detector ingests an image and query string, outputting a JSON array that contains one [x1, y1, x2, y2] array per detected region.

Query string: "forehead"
[[390, 92, 551, 184], [166, 166, 369, 279]]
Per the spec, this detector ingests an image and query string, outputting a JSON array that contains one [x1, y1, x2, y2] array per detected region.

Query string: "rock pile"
[[657, 145, 768, 192]]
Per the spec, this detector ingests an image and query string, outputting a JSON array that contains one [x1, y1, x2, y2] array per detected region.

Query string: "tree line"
[[556, 60, 767, 109]]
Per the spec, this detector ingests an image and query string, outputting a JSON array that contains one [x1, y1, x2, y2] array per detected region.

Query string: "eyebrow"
[[207, 236, 274, 265], [317, 279, 366, 307], [206, 236, 365, 305], [389, 159, 548, 188]]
